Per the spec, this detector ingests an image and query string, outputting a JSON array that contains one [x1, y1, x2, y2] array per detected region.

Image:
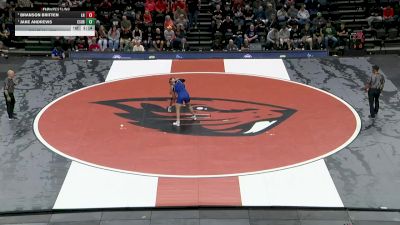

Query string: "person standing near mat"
[[169, 77, 196, 126], [4, 70, 17, 120], [365, 65, 385, 118]]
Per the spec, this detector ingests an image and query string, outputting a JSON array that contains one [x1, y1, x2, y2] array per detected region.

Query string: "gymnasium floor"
[[0, 56, 400, 215]]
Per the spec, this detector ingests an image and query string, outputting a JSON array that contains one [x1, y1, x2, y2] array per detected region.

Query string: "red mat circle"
[[35, 73, 359, 177]]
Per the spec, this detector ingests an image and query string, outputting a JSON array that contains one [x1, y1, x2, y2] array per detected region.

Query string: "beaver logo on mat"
[[94, 97, 296, 136]]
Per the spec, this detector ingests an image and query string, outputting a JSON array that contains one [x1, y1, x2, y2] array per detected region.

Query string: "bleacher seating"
[[3, 0, 400, 56]]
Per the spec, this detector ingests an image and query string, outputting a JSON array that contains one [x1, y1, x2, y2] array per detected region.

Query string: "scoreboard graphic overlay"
[[15, 8, 96, 36]]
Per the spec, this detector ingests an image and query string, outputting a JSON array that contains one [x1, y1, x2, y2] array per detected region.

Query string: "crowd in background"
[[0, 0, 399, 53], [210, 0, 400, 50]]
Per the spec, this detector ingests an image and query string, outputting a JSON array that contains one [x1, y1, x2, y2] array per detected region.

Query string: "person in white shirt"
[[279, 25, 291, 49], [164, 26, 175, 50], [297, 5, 310, 25], [266, 27, 279, 50], [132, 40, 145, 52]]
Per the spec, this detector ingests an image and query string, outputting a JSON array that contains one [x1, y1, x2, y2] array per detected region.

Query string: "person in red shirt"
[[143, 10, 153, 26], [155, 0, 167, 14], [164, 15, 175, 29], [145, 0, 156, 12], [173, 0, 186, 12], [88, 37, 101, 51], [383, 5, 394, 20]]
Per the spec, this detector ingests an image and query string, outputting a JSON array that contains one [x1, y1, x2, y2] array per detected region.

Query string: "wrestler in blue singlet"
[[174, 79, 190, 104]]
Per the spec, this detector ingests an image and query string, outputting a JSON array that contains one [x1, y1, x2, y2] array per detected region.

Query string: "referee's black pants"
[[4, 92, 15, 119], [368, 88, 381, 117]]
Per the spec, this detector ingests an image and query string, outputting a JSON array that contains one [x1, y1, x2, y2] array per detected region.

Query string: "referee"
[[365, 65, 385, 118], [4, 70, 16, 120]]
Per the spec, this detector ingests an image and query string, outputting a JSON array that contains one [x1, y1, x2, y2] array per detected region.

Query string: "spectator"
[[254, 18, 266, 33], [313, 25, 323, 49], [135, 13, 144, 30], [224, 4, 234, 18], [233, 6, 244, 26], [108, 25, 120, 51], [142, 26, 153, 48], [233, 24, 244, 48], [267, 14, 278, 29], [75, 36, 87, 51], [383, 5, 394, 20], [252, 0, 265, 12], [173, 24, 186, 49], [124, 5, 136, 22], [241, 38, 250, 50], [254, 6, 266, 21], [172, 0, 186, 12], [305, 0, 319, 16], [323, 21, 337, 48], [265, 3, 276, 22], [144, 10, 153, 26], [0, 22, 10, 46], [121, 15, 132, 31], [367, 6, 383, 28], [225, 39, 238, 51], [277, 6, 288, 22], [287, 15, 299, 26], [187, 0, 200, 29], [243, 5, 254, 25], [383, 4, 395, 25], [152, 27, 165, 51], [145, 0, 156, 12], [88, 37, 101, 51], [337, 22, 348, 46], [110, 13, 121, 27], [174, 5, 187, 20], [63, 36, 75, 51], [232, 0, 244, 11], [98, 25, 108, 51], [120, 26, 132, 51], [164, 15, 175, 29], [175, 13, 188, 30], [135, 0, 146, 15], [212, 32, 224, 50], [311, 12, 326, 30], [132, 40, 145, 51], [221, 15, 235, 35], [297, 5, 310, 25], [212, 4, 224, 29], [155, 0, 167, 19], [290, 23, 302, 49], [279, 25, 291, 49], [133, 26, 143, 41], [164, 25, 175, 50], [244, 24, 258, 43], [266, 26, 279, 49], [51, 47, 65, 59], [287, 4, 298, 18], [178, 37, 190, 51], [301, 23, 313, 49]]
